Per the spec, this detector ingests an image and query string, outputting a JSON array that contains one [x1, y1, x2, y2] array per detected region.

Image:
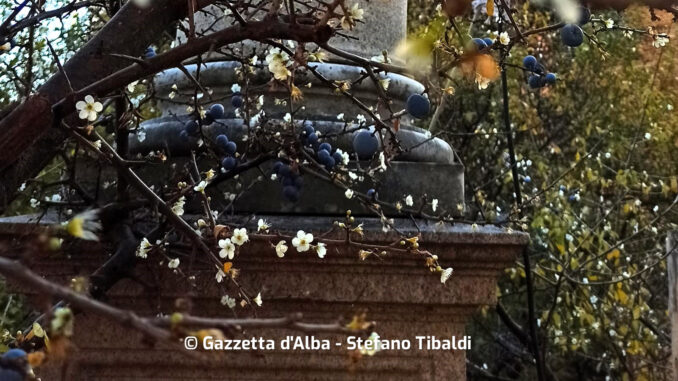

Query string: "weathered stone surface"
[[0, 215, 528, 380], [151, 62, 424, 122], [132, 118, 454, 164], [131, 0, 461, 218], [183, 0, 407, 60]]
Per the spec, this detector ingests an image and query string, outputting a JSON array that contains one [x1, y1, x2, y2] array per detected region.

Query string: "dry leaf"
[[27, 351, 46, 368], [213, 224, 230, 239], [223, 261, 233, 273], [473, 54, 500, 80]]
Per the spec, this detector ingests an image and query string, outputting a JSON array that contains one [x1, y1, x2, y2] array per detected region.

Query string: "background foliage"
[[408, 1, 677, 379], [0, 0, 676, 379]]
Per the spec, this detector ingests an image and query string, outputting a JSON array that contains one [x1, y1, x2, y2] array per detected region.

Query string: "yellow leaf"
[[556, 243, 565, 255], [486, 0, 494, 16], [616, 288, 628, 305], [606, 249, 620, 261], [633, 306, 641, 320], [552, 312, 561, 327], [346, 313, 372, 331], [618, 324, 628, 335], [671, 176, 678, 193]]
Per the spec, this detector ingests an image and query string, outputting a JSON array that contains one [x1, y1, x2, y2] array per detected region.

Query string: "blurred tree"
[[408, 1, 677, 379]]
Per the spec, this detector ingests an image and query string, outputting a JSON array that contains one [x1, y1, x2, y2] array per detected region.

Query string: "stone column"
[[184, 0, 408, 60]]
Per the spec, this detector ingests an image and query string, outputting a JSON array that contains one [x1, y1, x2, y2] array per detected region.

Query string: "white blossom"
[[219, 238, 236, 259], [265, 48, 291, 81], [172, 196, 185, 216], [75, 95, 103, 122], [253, 292, 263, 306], [360, 332, 381, 356], [168, 258, 180, 269], [316, 242, 327, 259], [136, 238, 152, 258], [335, 149, 350, 165], [440, 267, 453, 284], [194, 180, 207, 192], [258, 218, 270, 232], [127, 80, 139, 93], [221, 295, 236, 308], [215, 268, 226, 283], [292, 230, 314, 252], [378, 152, 387, 171], [231, 228, 249, 246], [341, 3, 364, 30], [499, 32, 510, 45], [275, 240, 288, 257]]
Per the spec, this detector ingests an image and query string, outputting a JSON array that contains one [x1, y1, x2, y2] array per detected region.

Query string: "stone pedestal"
[[0, 214, 528, 380], [0, 1, 530, 379]]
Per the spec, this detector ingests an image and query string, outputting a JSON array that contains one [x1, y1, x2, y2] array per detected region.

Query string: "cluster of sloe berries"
[[272, 161, 303, 202], [301, 122, 344, 170], [215, 133, 237, 170], [179, 103, 226, 141], [561, 7, 590, 47], [350, 92, 431, 161], [471, 37, 495, 50], [522, 55, 557, 89]]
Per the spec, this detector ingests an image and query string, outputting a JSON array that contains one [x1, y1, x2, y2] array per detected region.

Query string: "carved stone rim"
[[153, 61, 424, 104]]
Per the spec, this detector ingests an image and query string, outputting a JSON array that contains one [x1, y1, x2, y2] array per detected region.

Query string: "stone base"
[[0, 215, 527, 380]]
